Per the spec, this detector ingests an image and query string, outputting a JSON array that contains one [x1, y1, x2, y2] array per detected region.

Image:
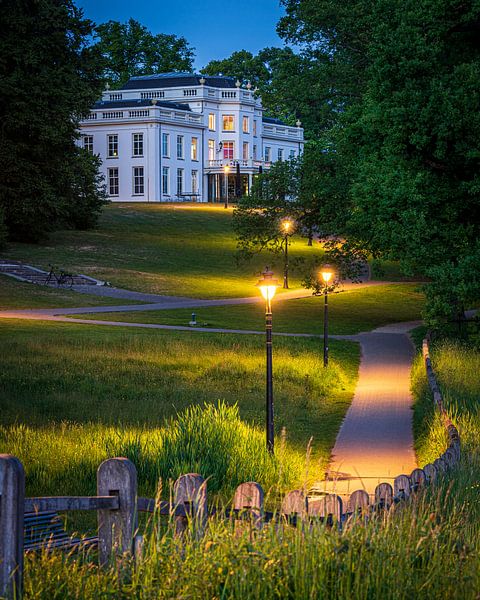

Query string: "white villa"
[[79, 72, 304, 203]]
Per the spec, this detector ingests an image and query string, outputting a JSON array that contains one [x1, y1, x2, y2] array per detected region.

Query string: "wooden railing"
[[0, 337, 460, 599]]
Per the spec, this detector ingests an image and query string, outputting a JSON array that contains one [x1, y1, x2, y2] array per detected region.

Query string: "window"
[[192, 170, 198, 194], [191, 137, 198, 161], [208, 139, 215, 161], [107, 134, 118, 158], [264, 147, 271, 162], [208, 113, 216, 130], [278, 148, 284, 161], [162, 167, 169, 195], [242, 116, 249, 133], [253, 120, 257, 136], [133, 166, 144, 195], [243, 142, 249, 161], [222, 115, 234, 131], [253, 144, 257, 160], [223, 141, 234, 160], [132, 133, 144, 157], [177, 168, 184, 194], [83, 135, 93, 154], [176, 135, 184, 159], [162, 133, 169, 157], [108, 168, 119, 196], [290, 149, 296, 159]]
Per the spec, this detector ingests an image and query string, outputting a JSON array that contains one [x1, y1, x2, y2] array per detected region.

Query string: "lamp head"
[[256, 267, 280, 303], [320, 264, 334, 284], [282, 219, 293, 234], [224, 164, 230, 174]]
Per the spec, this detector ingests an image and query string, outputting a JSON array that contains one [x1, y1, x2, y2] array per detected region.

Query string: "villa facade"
[[79, 73, 304, 203]]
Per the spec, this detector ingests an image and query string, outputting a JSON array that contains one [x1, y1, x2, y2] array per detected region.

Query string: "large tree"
[[96, 19, 195, 88], [0, 0, 106, 243], [275, 0, 480, 325]]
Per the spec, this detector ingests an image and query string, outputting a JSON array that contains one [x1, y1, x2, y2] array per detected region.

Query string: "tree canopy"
[[95, 19, 195, 87], [0, 0, 107, 243]]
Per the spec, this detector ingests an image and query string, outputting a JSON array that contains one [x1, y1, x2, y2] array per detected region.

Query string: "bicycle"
[[44, 265, 74, 288]]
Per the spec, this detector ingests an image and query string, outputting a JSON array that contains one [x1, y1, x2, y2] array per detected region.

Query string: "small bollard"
[[189, 312, 197, 327]]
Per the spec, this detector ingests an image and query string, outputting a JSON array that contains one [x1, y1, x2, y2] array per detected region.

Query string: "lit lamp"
[[256, 267, 280, 453], [320, 264, 334, 367], [281, 219, 293, 289], [224, 164, 230, 209]]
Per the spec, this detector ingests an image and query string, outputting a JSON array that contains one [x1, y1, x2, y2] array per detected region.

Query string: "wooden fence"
[[0, 338, 460, 599]]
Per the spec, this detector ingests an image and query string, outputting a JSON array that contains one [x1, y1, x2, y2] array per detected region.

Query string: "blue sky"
[[77, 0, 289, 69]]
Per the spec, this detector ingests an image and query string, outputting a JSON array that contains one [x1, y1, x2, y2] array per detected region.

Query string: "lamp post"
[[256, 267, 280, 453], [320, 264, 334, 367], [224, 164, 230, 209], [281, 219, 292, 289]]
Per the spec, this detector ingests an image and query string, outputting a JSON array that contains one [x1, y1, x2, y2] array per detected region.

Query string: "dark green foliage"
[[0, 0, 106, 243], [95, 19, 195, 87], [0, 207, 7, 249]]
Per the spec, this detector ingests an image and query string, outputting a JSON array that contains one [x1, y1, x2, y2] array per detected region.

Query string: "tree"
[[0, 0, 106, 243], [95, 19, 195, 87], [276, 0, 480, 326]]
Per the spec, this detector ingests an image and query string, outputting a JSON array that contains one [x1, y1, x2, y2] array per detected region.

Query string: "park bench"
[[24, 510, 97, 552]]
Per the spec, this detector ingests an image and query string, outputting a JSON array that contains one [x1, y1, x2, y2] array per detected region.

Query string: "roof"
[[262, 116, 288, 126], [119, 72, 237, 90], [93, 99, 191, 112]]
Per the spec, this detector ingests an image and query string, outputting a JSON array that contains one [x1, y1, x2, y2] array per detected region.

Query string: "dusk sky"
[[76, 0, 289, 69]]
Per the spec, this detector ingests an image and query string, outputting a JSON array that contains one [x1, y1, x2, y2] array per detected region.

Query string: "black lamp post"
[[320, 264, 334, 367], [281, 219, 292, 289], [256, 267, 280, 453]]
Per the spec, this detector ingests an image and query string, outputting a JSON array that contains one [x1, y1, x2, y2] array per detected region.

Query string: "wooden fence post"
[[282, 490, 307, 523], [374, 483, 393, 509], [0, 455, 25, 600], [233, 482, 264, 533], [174, 474, 207, 537], [308, 494, 343, 525], [423, 463, 437, 485], [410, 469, 426, 492], [393, 475, 411, 500], [346, 490, 370, 517], [97, 457, 138, 567]]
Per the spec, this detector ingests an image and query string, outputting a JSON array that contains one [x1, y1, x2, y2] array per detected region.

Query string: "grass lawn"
[[4, 203, 323, 299], [0, 274, 144, 310], [0, 319, 359, 501], [69, 283, 425, 335]]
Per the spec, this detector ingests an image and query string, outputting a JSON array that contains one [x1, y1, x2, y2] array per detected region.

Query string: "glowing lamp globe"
[[320, 264, 334, 284], [256, 267, 280, 303], [282, 219, 292, 234], [224, 164, 230, 174]]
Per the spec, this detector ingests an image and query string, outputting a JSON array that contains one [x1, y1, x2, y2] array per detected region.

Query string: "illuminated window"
[[83, 135, 93, 153], [133, 167, 144, 195], [208, 139, 215, 161], [208, 113, 216, 130], [242, 116, 249, 133], [132, 133, 143, 157], [222, 115, 234, 131], [108, 168, 118, 196], [223, 141, 234, 160], [107, 134, 118, 158], [243, 142, 249, 160], [191, 137, 198, 161]]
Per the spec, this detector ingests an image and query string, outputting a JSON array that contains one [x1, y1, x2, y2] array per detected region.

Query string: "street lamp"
[[281, 219, 293, 289], [224, 164, 230, 209], [320, 264, 334, 367], [256, 267, 280, 453]]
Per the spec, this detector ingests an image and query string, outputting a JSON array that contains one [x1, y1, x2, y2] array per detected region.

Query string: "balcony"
[[205, 159, 271, 171]]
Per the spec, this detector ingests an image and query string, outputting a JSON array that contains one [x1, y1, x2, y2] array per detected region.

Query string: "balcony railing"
[[206, 159, 271, 170]]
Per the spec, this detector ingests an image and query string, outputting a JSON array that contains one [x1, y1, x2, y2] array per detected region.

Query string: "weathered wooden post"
[[393, 474, 411, 501], [282, 490, 307, 523], [346, 490, 370, 518], [374, 482, 393, 509], [423, 463, 437, 485], [308, 494, 343, 525], [97, 457, 138, 566], [233, 482, 264, 534], [410, 469, 426, 492], [0, 455, 25, 600], [173, 474, 207, 537]]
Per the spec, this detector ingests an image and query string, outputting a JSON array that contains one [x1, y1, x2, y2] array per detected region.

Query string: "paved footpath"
[[315, 320, 420, 496]]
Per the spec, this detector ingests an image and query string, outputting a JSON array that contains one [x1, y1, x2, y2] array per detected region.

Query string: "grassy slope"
[[0, 274, 143, 310], [0, 319, 359, 498], [4, 203, 323, 298], [69, 283, 425, 335]]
